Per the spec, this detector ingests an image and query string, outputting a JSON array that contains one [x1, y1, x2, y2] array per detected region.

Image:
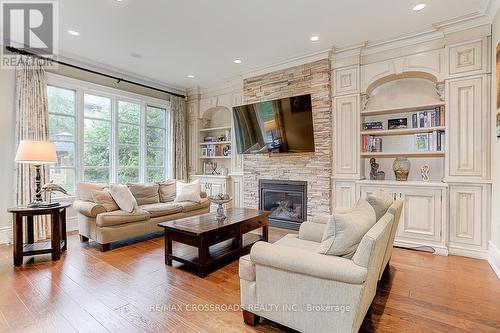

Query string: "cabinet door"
[[449, 185, 483, 246], [333, 95, 359, 177], [446, 76, 489, 178], [333, 180, 356, 209], [397, 189, 442, 243]]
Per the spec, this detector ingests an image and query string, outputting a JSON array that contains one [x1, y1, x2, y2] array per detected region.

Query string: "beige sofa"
[[239, 199, 403, 333], [73, 182, 210, 251]]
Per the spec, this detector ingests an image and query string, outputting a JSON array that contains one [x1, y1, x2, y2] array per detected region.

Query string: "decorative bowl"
[[208, 194, 233, 219]]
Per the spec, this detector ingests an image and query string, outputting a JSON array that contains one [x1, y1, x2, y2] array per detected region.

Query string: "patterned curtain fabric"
[[171, 95, 188, 181], [15, 56, 51, 240]]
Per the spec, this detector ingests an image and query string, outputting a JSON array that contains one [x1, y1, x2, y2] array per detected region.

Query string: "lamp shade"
[[15, 140, 57, 164]]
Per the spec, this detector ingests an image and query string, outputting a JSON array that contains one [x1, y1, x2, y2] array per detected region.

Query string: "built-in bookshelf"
[[198, 108, 232, 176], [360, 102, 446, 181]]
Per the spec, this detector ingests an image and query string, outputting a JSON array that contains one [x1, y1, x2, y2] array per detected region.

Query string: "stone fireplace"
[[242, 59, 332, 219], [259, 179, 308, 230]]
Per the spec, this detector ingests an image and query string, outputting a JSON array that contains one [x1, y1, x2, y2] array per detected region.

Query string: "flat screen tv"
[[232, 94, 315, 154]]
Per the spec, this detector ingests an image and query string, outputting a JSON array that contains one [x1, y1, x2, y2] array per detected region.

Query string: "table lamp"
[[15, 140, 57, 208]]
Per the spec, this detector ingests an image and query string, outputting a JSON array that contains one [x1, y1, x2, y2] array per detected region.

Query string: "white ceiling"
[[56, 0, 490, 91]]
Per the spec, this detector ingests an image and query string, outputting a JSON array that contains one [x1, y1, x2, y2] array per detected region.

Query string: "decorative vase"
[[393, 157, 411, 181]]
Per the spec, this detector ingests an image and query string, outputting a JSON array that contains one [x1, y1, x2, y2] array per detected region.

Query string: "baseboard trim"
[[0, 218, 78, 245], [0, 226, 12, 245], [448, 245, 489, 260], [488, 241, 500, 279]]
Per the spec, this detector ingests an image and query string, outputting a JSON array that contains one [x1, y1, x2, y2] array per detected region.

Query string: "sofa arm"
[[73, 200, 106, 218], [250, 242, 367, 284], [299, 222, 326, 242]]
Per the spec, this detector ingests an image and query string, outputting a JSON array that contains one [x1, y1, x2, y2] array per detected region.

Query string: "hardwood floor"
[[0, 227, 499, 333]]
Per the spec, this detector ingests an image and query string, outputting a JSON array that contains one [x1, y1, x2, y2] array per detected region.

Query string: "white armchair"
[[239, 199, 403, 333]]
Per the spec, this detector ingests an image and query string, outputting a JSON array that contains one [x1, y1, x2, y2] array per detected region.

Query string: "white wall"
[[490, 8, 500, 276], [0, 69, 16, 243]]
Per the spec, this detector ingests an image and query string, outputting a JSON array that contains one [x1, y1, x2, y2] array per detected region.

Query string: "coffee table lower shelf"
[[167, 233, 265, 277], [159, 208, 271, 278]]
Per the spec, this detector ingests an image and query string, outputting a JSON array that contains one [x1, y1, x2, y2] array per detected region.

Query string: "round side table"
[[7, 203, 71, 266]]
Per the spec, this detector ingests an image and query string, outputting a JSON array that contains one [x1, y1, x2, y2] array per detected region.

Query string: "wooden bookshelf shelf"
[[199, 126, 231, 132], [361, 151, 445, 157], [361, 102, 445, 117], [361, 126, 446, 136], [200, 156, 231, 159], [200, 141, 231, 145]]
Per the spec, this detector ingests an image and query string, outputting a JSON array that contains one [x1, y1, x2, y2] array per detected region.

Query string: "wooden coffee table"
[[158, 208, 270, 277]]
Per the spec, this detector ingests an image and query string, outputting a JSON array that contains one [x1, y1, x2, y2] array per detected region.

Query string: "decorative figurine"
[[370, 158, 379, 180], [421, 164, 430, 182], [41, 181, 68, 204], [393, 157, 411, 181]]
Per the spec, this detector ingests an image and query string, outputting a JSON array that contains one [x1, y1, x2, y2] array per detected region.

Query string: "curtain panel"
[[171, 95, 188, 181], [15, 56, 51, 240]]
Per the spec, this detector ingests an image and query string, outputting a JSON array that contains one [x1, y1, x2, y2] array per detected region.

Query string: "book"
[[439, 106, 445, 126], [415, 134, 429, 151], [412, 113, 418, 128]]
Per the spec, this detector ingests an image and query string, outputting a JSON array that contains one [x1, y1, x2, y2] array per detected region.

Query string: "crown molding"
[[240, 48, 331, 79], [482, 0, 500, 21], [55, 51, 187, 96]]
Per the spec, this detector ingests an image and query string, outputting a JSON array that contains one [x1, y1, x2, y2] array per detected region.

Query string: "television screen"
[[232, 94, 315, 154]]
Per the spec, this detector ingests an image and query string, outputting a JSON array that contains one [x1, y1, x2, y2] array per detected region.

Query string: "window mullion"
[[111, 97, 118, 184], [140, 101, 147, 183]]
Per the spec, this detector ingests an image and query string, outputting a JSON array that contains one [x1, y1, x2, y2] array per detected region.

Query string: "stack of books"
[[411, 106, 445, 128], [414, 131, 445, 151], [362, 135, 383, 153]]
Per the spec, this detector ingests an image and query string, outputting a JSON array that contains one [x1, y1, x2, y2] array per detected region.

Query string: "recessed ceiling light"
[[130, 53, 142, 58], [233, 59, 242, 64], [412, 3, 426, 11], [187, 74, 195, 78], [310, 35, 320, 42], [68, 30, 80, 36]]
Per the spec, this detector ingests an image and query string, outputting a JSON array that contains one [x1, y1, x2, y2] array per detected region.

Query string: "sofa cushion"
[[275, 234, 320, 252], [174, 180, 201, 203], [176, 198, 210, 212], [139, 202, 182, 218], [96, 209, 150, 227], [128, 183, 160, 206], [366, 190, 394, 221], [109, 184, 138, 213], [317, 198, 377, 258], [76, 182, 107, 201], [158, 180, 176, 202], [91, 189, 119, 212]]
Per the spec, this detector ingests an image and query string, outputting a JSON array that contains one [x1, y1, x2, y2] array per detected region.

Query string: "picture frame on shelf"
[[388, 118, 408, 130]]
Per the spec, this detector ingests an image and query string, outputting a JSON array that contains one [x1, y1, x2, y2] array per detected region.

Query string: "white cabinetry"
[[191, 175, 232, 208], [448, 183, 491, 258], [446, 75, 490, 180], [358, 181, 448, 255], [333, 95, 360, 177]]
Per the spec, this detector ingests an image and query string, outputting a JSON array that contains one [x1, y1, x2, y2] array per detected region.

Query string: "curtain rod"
[[5, 46, 186, 99]]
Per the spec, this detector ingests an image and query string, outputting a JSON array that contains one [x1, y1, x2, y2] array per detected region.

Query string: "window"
[[47, 86, 77, 193], [117, 101, 141, 183], [146, 105, 168, 182], [83, 94, 112, 183], [46, 77, 171, 194]]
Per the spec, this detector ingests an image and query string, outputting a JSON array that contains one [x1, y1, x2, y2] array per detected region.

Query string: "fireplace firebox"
[[259, 179, 307, 230]]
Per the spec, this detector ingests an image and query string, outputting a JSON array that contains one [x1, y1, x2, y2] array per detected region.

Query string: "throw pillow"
[[91, 189, 119, 212], [109, 184, 138, 213], [174, 180, 201, 203], [158, 180, 176, 202], [366, 190, 394, 221], [317, 198, 376, 258], [127, 183, 160, 206], [76, 182, 107, 202]]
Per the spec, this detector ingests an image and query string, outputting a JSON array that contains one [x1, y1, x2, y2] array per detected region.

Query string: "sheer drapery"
[[15, 56, 51, 240], [172, 95, 188, 181]]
